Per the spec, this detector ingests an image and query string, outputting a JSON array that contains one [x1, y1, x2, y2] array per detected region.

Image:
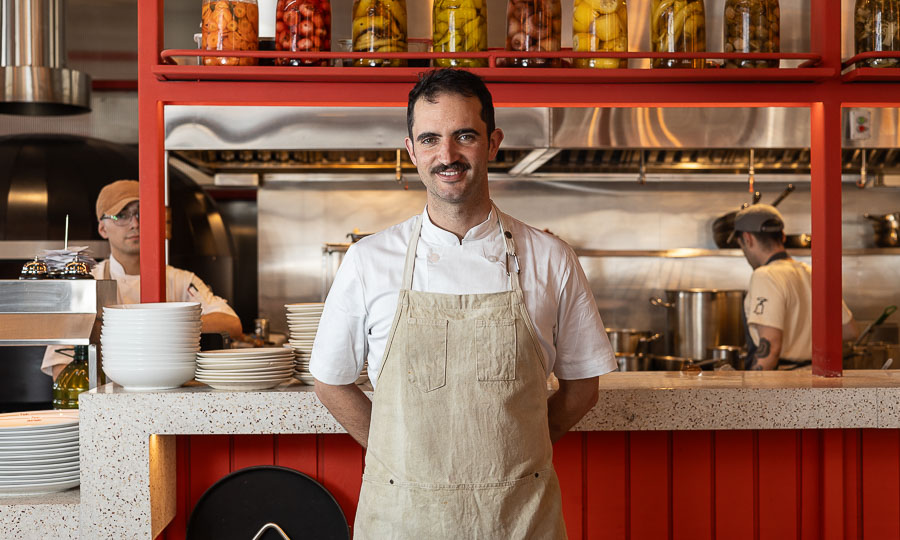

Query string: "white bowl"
[[102, 352, 198, 365], [102, 363, 195, 390], [105, 302, 201, 312], [101, 334, 200, 345]]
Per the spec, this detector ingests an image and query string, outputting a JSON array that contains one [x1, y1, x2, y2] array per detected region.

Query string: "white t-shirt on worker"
[[310, 206, 617, 388], [744, 257, 852, 361], [40, 255, 237, 375]]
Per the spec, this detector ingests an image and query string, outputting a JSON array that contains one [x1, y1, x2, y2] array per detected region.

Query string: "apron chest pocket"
[[476, 319, 517, 381], [407, 318, 448, 392]]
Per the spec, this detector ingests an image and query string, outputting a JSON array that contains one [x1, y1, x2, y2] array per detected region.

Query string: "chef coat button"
[[487, 255, 498, 263], [504, 231, 512, 238], [427, 252, 440, 263], [389, 479, 394, 485]]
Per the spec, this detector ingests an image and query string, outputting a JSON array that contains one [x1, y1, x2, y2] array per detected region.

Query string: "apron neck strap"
[[400, 204, 523, 292]]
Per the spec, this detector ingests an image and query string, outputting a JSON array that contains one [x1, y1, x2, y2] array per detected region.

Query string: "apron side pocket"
[[407, 318, 448, 392], [475, 319, 517, 381]]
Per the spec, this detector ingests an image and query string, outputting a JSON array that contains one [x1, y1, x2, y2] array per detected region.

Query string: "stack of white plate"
[[195, 348, 294, 390], [285, 302, 367, 385], [286, 303, 324, 385], [0, 410, 80, 496], [101, 302, 201, 390]]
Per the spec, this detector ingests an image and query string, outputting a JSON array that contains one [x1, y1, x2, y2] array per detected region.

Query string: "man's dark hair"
[[748, 230, 785, 248], [406, 69, 496, 140]]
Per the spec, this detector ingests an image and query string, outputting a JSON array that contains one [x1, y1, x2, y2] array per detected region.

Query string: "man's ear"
[[404, 137, 417, 166], [98, 221, 109, 240]]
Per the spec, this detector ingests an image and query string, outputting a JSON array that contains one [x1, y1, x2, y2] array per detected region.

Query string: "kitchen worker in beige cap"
[[42, 180, 242, 378], [311, 69, 616, 538], [730, 203, 857, 370]]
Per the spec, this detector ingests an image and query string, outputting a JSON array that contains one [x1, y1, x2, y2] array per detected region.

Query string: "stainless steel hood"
[[165, 106, 900, 180], [0, 0, 91, 115]]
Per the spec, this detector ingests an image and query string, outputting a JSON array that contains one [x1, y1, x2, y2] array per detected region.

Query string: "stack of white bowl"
[[285, 302, 367, 385], [101, 302, 201, 390], [0, 410, 80, 496], [195, 348, 294, 390], [286, 303, 324, 384]]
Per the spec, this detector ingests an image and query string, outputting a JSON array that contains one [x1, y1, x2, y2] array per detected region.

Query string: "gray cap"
[[728, 204, 784, 243]]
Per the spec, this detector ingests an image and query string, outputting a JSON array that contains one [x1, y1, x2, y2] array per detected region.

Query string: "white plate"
[[196, 364, 294, 374], [105, 302, 201, 311], [293, 374, 316, 385], [198, 348, 292, 357], [196, 374, 291, 383], [196, 368, 294, 378], [196, 354, 291, 362], [0, 478, 80, 496], [0, 447, 79, 459], [0, 432, 79, 445], [0, 453, 79, 465], [0, 462, 79, 473], [0, 470, 80, 483], [200, 380, 287, 391], [0, 439, 78, 451], [0, 411, 78, 431]]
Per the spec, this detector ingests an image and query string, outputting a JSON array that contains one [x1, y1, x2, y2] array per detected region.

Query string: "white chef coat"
[[40, 254, 237, 375], [310, 206, 616, 388], [744, 257, 853, 360]]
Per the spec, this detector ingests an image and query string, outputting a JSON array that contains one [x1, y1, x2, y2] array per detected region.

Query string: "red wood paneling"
[[585, 431, 627, 540], [821, 430, 846, 540], [187, 435, 231, 512], [274, 434, 319, 479], [800, 430, 822, 540], [232, 434, 275, 469], [319, 434, 365, 532], [758, 430, 800, 539], [714, 430, 756, 540], [861, 429, 900, 539], [672, 430, 713, 540], [553, 432, 585, 539], [843, 430, 861, 540], [629, 431, 670, 540]]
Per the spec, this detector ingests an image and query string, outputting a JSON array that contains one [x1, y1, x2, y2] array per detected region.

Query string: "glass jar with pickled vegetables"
[[433, 0, 488, 68], [573, 0, 627, 69], [275, 0, 332, 66], [201, 0, 260, 66], [855, 0, 900, 68], [723, 0, 779, 68], [505, 0, 562, 67], [650, 0, 706, 68], [352, 0, 407, 67]]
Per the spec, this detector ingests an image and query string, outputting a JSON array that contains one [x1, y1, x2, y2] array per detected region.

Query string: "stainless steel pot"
[[708, 345, 744, 370], [650, 289, 746, 360], [605, 328, 661, 355], [864, 213, 900, 247], [651, 355, 696, 371], [616, 353, 652, 371]]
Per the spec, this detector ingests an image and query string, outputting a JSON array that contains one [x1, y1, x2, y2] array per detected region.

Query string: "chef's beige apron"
[[354, 207, 567, 539]]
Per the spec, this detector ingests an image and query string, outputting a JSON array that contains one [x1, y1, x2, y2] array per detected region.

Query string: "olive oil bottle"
[[52, 346, 89, 409]]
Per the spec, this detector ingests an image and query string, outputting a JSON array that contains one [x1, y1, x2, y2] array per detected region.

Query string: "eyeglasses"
[[102, 208, 139, 227]]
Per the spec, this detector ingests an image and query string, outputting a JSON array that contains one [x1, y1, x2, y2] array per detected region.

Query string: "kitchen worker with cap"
[[41, 179, 242, 378], [730, 203, 857, 370], [310, 68, 616, 538]]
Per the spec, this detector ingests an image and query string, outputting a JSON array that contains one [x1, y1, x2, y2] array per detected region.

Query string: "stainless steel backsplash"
[[259, 179, 900, 338]]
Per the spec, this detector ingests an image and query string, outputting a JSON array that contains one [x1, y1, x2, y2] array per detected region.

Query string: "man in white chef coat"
[[730, 204, 857, 370], [42, 180, 242, 378], [311, 69, 616, 538]]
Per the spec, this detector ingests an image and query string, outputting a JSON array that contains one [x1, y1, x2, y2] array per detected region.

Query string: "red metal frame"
[[139, 0, 893, 373]]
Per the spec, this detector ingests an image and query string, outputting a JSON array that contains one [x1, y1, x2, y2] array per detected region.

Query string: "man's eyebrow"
[[453, 128, 479, 138], [416, 131, 439, 143]]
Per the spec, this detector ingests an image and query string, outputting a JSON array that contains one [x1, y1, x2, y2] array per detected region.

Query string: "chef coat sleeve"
[[175, 269, 238, 318], [552, 246, 617, 379], [746, 271, 785, 330], [309, 245, 368, 385]]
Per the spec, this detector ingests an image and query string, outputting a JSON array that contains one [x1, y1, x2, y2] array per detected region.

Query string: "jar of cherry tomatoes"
[[201, 0, 260, 66], [275, 0, 332, 66]]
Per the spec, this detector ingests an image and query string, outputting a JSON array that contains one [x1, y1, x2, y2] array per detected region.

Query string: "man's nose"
[[437, 138, 460, 164]]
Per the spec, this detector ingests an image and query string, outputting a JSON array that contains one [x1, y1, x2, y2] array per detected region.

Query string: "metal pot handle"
[[649, 297, 674, 309]]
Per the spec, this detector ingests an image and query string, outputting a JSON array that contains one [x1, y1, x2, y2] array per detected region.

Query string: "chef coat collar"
[[420, 205, 498, 246], [106, 254, 137, 279]]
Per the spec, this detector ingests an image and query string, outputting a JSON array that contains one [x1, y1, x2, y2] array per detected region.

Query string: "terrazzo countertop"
[[10, 370, 900, 538], [0, 489, 80, 540]]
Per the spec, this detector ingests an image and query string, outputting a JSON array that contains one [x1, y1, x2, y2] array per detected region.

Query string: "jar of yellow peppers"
[[573, 0, 627, 69], [433, 0, 488, 68]]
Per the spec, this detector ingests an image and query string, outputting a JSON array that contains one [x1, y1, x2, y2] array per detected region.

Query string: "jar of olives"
[[433, 0, 488, 68], [275, 0, 332, 66], [855, 0, 900, 68], [201, 0, 260, 66], [650, 0, 706, 68], [573, 0, 627, 69], [505, 0, 562, 67], [723, 0, 779, 68], [352, 0, 407, 67]]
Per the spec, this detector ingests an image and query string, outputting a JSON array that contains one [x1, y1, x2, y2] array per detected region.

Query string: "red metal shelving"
[[139, 0, 893, 382]]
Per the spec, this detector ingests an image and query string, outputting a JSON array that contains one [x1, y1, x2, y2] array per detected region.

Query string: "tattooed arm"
[[746, 324, 783, 370]]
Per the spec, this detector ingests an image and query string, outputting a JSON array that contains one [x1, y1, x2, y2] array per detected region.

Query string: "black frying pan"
[[187, 465, 350, 540], [712, 184, 795, 248]]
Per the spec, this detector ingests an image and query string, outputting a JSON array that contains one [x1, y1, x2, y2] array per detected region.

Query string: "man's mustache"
[[431, 161, 471, 175]]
